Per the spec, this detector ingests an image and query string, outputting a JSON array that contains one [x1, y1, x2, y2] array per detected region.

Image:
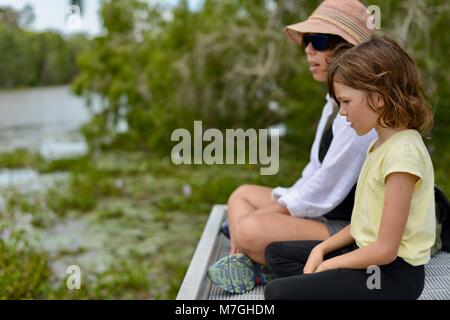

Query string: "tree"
[[19, 4, 35, 28], [0, 5, 90, 88], [72, 0, 449, 158], [0, 6, 20, 28]]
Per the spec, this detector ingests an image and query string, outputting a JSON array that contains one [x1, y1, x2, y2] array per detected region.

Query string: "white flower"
[[182, 184, 192, 197], [1, 228, 11, 241], [115, 179, 124, 189]]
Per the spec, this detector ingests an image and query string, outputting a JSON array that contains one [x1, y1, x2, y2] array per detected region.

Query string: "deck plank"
[[176, 205, 227, 300]]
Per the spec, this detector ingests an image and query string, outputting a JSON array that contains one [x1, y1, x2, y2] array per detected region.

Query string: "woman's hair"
[[325, 34, 348, 50], [327, 36, 433, 136]]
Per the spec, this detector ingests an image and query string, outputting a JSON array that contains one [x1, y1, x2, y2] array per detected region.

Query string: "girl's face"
[[304, 41, 332, 82], [333, 82, 383, 136]]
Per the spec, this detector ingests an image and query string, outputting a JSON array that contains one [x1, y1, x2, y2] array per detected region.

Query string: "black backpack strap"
[[318, 105, 339, 163], [323, 184, 356, 221], [435, 186, 450, 252]]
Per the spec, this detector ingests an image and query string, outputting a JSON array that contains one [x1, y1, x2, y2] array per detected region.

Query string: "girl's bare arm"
[[315, 172, 418, 272]]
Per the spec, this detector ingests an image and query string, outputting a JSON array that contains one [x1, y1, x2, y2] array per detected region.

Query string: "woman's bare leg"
[[227, 184, 330, 262], [227, 184, 278, 254], [234, 212, 330, 264]]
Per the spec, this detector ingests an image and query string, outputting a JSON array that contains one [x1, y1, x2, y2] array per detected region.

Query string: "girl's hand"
[[314, 260, 336, 273], [303, 246, 325, 274]]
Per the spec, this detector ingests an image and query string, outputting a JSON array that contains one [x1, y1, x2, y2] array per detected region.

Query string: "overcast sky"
[[0, 0, 203, 36]]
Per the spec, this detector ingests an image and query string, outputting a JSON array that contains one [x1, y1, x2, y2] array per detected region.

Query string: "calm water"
[[0, 86, 92, 158], [0, 86, 95, 195]]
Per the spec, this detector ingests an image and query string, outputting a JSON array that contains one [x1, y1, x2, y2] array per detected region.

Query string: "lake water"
[[0, 86, 92, 158], [0, 85, 95, 196]]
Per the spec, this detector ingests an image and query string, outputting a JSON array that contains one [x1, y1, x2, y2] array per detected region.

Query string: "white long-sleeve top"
[[272, 94, 378, 218]]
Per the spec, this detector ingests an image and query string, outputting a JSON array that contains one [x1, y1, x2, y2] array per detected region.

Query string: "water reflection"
[[0, 86, 92, 157]]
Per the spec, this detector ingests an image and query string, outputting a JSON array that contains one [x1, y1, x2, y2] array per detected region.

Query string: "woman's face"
[[304, 40, 332, 82]]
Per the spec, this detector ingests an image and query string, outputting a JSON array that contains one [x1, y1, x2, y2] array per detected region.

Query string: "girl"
[[264, 36, 435, 300], [208, 0, 376, 295]]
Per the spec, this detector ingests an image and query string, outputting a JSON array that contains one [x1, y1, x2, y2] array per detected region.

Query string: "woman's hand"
[[303, 245, 325, 274]]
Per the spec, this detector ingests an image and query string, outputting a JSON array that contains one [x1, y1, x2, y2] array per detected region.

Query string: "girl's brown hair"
[[327, 36, 433, 136]]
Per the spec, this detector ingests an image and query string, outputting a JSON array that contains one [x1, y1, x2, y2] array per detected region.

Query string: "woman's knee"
[[233, 214, 264, 250], [228, 184, 256, 204]]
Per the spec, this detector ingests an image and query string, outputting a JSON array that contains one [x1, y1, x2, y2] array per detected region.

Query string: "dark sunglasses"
[[302, 34, 332, 51]]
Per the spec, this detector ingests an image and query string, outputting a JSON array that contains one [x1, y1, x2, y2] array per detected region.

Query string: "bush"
[[0, 232, 51, 299]]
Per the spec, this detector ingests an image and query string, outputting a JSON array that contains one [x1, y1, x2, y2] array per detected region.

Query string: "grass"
[[0, 232, 51, 299], [0, 149, 44, 169]]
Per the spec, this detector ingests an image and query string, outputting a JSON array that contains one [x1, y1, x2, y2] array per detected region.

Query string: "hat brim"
[[284, 19, 359, 46]]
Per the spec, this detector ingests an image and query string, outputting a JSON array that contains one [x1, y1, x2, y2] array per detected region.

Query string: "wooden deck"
[[177, 205, 450, 300]]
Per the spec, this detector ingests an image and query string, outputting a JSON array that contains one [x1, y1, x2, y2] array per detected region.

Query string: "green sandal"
[[207, 253, 256, 294], [208, 253, 275, 294]]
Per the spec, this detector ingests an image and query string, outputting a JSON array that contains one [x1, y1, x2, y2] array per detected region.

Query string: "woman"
[[208, 0, 377, 294]]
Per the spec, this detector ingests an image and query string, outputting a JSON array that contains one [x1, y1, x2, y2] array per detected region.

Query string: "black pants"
[[264, 240, 425, 300]]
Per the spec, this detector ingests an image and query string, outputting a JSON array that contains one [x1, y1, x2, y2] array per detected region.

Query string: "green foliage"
[[72, 0, 324, 153], [46, 161, 123, 216], [37, 156, 90, 174], [0, 149, 91, 173], [0, 232, 51, 299], [45, 259, 151, 299], [0, 6, 90, 88], [0, 148, 43, 168]]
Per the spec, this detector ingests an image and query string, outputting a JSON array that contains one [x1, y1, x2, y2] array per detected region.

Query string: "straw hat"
[[284, 0, 373, 46]]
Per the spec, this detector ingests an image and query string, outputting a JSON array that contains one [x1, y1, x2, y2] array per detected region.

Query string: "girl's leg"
[[264, 264, 425, 300], [264, 240, 322, 278], [264, 242, 425, 300], [264, 240, 354, 278], [227, 184, 280, 253]]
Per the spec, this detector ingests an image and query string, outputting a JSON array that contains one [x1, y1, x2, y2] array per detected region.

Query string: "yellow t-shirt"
[[350, 129, 435, 266]]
